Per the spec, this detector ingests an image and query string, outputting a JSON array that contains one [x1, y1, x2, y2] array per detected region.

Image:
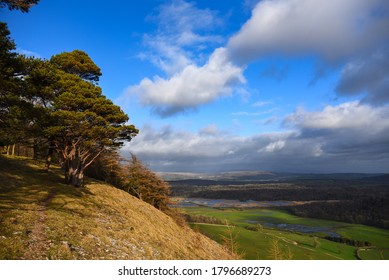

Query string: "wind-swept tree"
[[85, 151, 172, 211], [42, 50, 138, 186], [122, 154, 171, 211]]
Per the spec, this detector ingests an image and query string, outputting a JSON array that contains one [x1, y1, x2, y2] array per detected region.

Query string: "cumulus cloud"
[[128, 47, 245, 117], [124, 0, 249, 117], [120, 1, 389, 173], [231, 0, 389, 107], [228, 0, 389, 64], [226, 0, 389, 105], [284, 102, 389, 165], [127, 0, 389, 116], [284, 101, 388, 130], [125, 102, 389, 173], [124, 123, 244, 166]]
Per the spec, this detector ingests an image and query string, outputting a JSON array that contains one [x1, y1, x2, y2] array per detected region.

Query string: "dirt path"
[[22, 190, 56, 260]]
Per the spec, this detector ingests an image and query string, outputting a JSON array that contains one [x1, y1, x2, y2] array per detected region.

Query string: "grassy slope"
[[0, 156, 233, 260], [183, 207, 389, 260]]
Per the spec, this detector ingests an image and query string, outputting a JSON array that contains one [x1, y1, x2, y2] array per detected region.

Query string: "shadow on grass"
[[0, 155, 93, 213]]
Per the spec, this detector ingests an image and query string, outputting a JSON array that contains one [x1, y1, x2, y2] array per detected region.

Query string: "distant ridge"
[[158, 171, 276, 181], [159, 170, 388, 182]]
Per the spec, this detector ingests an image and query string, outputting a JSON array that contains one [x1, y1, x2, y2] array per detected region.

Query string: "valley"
[[169, 174, 389, 260]]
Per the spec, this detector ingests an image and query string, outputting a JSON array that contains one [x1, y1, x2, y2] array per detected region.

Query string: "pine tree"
[[0, 22, 30, 147], [24, 51, 138, 186], [45, 53, 138, 186]]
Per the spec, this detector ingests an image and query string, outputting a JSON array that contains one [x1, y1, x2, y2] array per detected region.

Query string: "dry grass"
[[0, 155, 233, 260]]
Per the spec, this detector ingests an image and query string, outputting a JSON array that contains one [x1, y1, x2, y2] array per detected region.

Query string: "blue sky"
[[2, 0, 389, 173]]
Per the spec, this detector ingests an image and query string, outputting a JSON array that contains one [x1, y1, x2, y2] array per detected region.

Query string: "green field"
[[182, 206, 389, 260]]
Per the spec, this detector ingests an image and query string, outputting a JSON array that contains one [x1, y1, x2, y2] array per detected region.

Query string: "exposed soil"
[[22, 190, 56, 260]]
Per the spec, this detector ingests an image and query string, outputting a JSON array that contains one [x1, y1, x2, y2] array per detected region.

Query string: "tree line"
[[171, 179, 389, 229], [286, 196, 389, 229]]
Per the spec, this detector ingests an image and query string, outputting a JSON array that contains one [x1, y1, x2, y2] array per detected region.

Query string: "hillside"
[[0, 156, 233, 260]]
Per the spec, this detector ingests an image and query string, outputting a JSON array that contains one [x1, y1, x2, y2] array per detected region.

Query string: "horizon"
[[157, 170, 388, 174], [3, 0, 389, 173], [156, 170, 388, 177]]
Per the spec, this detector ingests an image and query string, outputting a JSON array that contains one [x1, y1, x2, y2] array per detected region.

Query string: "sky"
[[2, 0, 389, 173]]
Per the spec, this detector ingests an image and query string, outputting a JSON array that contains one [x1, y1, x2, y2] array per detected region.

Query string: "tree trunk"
[[61, 143, 104, 187], [45, 139, 55, 171], [64, 154, 85, 187], [33, 142, 39, 160], [67, 169, 84, 187]]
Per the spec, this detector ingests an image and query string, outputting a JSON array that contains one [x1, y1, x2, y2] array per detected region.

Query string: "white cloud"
[[199, 124, 222, 137], [125, 124, 244, 161], [284, 102, 389, 165], [124, 0, 243, 117], [228, 0, 389, 64], [127, 47, 245, 117], [285, 101, 389, 131], [124, 102, 389, 173], [228, 0, 389, 105], [259, 140, 285, 153], [125, 0, 389, 117], [139, 37, 193, 75]]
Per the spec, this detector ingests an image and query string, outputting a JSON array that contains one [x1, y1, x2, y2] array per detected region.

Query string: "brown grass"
[[0, 155, 234, 259]]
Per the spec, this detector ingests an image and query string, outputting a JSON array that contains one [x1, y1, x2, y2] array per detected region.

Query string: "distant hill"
[[0, 156, 232, 260], [160, 170, 387, 182], [159, 171, 277, 181]]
